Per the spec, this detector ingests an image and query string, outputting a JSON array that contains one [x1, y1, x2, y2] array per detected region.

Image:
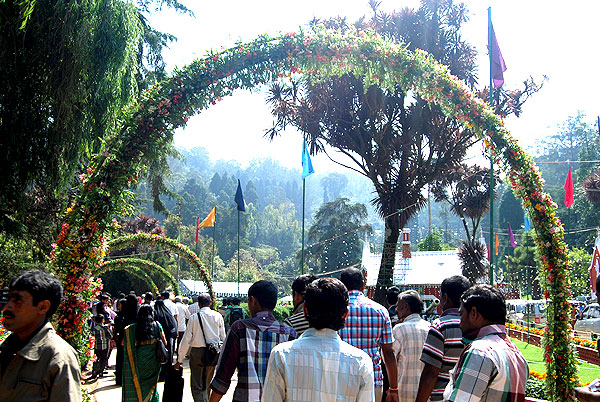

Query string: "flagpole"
[[567, 165, 571, 246], [488, 7, 495, 286], [211, 207, 216, 278], [195, 216, 198, 294], [301, 177, 306, 275], [237, 209, 240, 297]]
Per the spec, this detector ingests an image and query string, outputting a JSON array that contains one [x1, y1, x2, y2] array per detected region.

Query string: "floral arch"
[[98, 260, 160, 294], [50, 27, 574, 399]]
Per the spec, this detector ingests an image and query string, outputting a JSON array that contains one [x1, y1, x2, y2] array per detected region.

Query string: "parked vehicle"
[[574, 303, 600, 337], [506, 299, 547, 328]]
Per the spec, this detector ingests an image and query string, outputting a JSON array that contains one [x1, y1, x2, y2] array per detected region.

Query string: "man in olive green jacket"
[[0, 270, 81, 402]]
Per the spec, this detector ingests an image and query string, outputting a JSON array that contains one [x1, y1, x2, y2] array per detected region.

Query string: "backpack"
[[228, 306, 244, 326]]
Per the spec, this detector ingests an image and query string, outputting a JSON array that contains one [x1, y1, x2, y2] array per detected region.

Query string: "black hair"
[[398, 290, 424, 314], [197, 293, 212, 307], [117, 298, 127, 311], [386, 286, 401, 306], [136, 304, 156, 342], [461, 284, 506, 324], [9, 270, 63, 318], [248, 280, 277, 310], [94, 314, 105, 324], [231, 297, 241, 305], [441, 275, 471, 307], [339, 268, 364, 291], [123, 294, 139, 323], [161, 291, 170, 299], [144, 292, 154, 301], [596, 275, 600, 291], [304, 278, 349, 330], [291, 274, 318, 297]]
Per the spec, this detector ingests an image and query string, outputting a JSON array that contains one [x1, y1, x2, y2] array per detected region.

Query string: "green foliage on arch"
[[99, 260, 160, 294], [51, 27, 575, 400], [96, 257, 179, 294]]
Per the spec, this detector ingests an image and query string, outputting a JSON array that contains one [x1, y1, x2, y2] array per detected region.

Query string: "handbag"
[[154, 322, 169, 364], [197, 312, 222, 366]]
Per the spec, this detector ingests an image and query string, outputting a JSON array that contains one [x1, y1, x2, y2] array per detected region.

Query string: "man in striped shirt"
[[392, 290, 430, 402], [284, 274, 317, 336], [444, 285, 528, 401], [416, 275, 470, 402]]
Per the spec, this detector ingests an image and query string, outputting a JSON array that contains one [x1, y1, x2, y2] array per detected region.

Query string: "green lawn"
[[511, 338, 600, 384]]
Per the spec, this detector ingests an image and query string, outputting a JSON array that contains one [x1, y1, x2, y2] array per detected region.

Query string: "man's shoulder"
[[30, 326, 79, 364]]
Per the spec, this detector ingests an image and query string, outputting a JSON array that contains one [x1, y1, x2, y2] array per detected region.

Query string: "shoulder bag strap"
[[197, 312, 209, 345]]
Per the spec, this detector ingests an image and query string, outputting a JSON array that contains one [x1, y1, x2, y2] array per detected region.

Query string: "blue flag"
[[234, 179, 245, 212], [524, 213, 530, 233], [302, 140, 314, 179]]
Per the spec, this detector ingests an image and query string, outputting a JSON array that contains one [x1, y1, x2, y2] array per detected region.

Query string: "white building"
[[179, 280, 253, 298]]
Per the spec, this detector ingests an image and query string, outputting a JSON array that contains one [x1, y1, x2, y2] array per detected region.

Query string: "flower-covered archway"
[[99, 261, 160, 294], [51, 27, 574, 399]]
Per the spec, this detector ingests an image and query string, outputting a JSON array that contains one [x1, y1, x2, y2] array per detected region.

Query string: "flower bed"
[[508, 325, 600, 366]]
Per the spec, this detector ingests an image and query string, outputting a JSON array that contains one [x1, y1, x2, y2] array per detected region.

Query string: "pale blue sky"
[[150, 0, 600, 171]]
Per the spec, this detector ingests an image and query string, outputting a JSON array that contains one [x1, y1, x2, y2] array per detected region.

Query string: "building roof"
[[361, 244, 463, 287], [179, 280, 253, 297]]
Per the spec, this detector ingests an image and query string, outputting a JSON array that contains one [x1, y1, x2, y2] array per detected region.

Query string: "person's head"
[[197, 293, 211, 307], [100, 294, 109, 305], [339, 268, 365, 292], [231, 297, 241, 306], [117, 298, 127, 311], [440, 275, 471, 310], [160, 291, 170, 300], [183, 297, 189, 305], [144, 292, 154, 303], [2, 270, 63, 339], [386, 286, 401, 308], [191, 295, 198, 304], [123, 294, 139, 322], [136, 304, 156, 341], [291, 274, 317, 307], [304, 278, 349, 331], [396, 290, 424, 322], [174, 296, 182, 303], [94, 314, 104, 324], [247, 280, 277, 316], [459, 284, 506, 336]]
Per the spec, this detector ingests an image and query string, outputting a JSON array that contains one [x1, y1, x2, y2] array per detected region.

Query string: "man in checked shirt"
[[338, 268, 398, 402], [415, 275, 471, 402]]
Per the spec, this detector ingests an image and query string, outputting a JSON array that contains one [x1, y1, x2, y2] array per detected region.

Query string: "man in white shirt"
[[175, 293, 225, 402], [392, 290, 430, 402], [262, 277, 374, 402], [175, 296, 191, 353]]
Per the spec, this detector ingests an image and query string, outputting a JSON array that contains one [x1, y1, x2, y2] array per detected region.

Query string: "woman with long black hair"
[[121, 304, 167, 402], [114, 294, 138, 386]]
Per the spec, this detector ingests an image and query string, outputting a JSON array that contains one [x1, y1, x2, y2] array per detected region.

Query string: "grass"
[[511, 338, 600, 384]]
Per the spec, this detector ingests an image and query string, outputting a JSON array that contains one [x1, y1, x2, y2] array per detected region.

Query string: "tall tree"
[[432, 164, 500, 282], [304, 198, 371, 274], [267, 2, 478, 300]]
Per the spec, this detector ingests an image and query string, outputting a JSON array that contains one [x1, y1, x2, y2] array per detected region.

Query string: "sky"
[[149, 0, 600, 172]]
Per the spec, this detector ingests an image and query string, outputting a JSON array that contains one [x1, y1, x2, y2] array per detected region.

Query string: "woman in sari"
[[122, 304, 167, 402]]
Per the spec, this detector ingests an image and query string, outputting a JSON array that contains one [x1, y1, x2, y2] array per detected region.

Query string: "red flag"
[[495, 233, 499, 256], [564, 166, 574, 208], [195, 217, 200, 243]]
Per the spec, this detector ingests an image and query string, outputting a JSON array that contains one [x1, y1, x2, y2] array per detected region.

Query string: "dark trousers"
[[93, 348, 109, 377], [115, 344, 124, 385], [177, 331, 185, 355], [189, 347, 216, 402]]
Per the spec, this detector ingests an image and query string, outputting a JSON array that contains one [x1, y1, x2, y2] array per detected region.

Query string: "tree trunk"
[[373, 214, 400, 305]]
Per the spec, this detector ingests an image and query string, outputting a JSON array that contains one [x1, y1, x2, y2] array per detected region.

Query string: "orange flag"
[[199, 207, 216, 228], [495, 233, 499, 255]]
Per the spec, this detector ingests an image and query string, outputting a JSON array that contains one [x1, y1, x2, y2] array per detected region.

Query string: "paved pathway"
[[89, 352, 237, 402]]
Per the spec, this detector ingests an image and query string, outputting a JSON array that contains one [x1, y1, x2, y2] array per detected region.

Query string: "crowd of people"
[[1, 268, 595, 402]]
